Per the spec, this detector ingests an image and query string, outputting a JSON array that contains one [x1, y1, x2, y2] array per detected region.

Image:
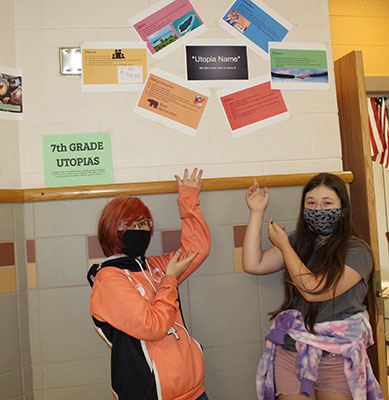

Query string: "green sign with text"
[[43, 132, 113, 187]]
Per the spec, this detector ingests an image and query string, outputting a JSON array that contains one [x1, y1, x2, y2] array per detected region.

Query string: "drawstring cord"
[[146, 259, 163, 284], [135, 258, 157, 293], [174, 322, 191, 344]]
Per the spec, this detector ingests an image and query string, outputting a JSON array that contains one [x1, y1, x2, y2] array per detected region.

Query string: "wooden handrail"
[[0, 171, 353, 203]]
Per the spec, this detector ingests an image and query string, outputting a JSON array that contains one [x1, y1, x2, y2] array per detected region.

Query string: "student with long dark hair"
[[87, 168, 211, 400], [242, 173, 383, 400]]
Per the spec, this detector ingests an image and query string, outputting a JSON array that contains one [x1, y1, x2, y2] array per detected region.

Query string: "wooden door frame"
[[334, 50, 388, 396]]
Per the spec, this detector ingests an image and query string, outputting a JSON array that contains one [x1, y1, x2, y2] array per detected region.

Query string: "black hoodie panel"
[[93, 317, 158, 400]]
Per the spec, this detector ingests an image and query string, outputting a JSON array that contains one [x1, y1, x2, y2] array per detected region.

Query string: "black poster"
[[186, 45, 248, 81]]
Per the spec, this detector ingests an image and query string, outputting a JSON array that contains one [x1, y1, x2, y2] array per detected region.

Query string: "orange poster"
[[135, 69, 209, 135], [81, 42, 148, 92]]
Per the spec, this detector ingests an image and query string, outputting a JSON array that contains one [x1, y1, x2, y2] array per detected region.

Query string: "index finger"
[[248, 179, 258, 191], [171, 248, 182, 260], [184, 251, 198, 262], [270, 219, 283, 232], [183, 168, 189, 181]]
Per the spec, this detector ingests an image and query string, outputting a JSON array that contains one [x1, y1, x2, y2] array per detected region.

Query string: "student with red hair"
[[87, 168, 211, 400]]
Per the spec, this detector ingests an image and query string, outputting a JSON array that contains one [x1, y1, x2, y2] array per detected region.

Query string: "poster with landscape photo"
[[129, 0, 207, 59]]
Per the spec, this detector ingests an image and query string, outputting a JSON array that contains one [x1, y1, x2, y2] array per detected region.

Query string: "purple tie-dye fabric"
[[256, 310, 384, 400]]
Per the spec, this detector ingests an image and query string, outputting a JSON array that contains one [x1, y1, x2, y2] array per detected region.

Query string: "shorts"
[[274, 345, 352, 397]]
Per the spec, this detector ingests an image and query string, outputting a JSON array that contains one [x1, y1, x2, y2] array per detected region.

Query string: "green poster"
[[270, 49, 327, 70], [43, 132, 113, 187]]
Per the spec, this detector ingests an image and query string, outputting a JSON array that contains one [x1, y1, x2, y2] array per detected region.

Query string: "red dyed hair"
[[98, 197, 154, 256]]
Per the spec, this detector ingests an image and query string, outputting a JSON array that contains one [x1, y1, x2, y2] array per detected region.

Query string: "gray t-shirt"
[[283, 236, 372, 351]]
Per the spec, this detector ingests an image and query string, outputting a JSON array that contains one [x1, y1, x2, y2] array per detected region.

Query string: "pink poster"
[[129, 0, 207, 58], [218, 75, 289, 137]]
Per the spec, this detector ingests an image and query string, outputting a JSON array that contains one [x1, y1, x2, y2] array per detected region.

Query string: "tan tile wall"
[[27, 197, 112, 399], [8, 186, 301, 399], [0, 202, 32, 400]]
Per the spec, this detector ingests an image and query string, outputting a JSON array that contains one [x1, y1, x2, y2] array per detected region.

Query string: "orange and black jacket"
[[87, 186, 211, 400]]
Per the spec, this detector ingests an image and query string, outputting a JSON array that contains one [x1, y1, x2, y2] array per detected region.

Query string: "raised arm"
[[149, 168, 210, 283], [242, 178, 284, 275], [174, 168, 210, 282], [267, 218, 364, 302]]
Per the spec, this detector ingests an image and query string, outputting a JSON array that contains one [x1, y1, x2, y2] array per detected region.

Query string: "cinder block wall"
[[329, 0, 389, 76]]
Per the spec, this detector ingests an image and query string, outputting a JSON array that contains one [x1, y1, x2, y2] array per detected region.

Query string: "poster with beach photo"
[[219, 0, 292, 61], [129, 0, 207, 59], [269, 42, 329, 90]]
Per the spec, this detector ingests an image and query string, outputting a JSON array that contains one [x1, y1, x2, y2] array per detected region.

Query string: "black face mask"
[[120, 230, 151, 258]]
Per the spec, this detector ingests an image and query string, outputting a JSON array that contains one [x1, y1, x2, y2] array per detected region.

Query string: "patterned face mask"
[[303, 208, 341, 236]]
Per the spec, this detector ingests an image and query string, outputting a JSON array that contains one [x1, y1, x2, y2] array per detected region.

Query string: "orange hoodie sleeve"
[[148, 185, 211, 284], [90, 267, 179, 341]]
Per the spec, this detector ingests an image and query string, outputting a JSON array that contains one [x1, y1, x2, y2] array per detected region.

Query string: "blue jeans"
[[196, 392, 209, 400]]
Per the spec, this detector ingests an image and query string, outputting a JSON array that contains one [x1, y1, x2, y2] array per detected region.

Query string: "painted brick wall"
[[0, 0, 342, 189], [329, 0, 389, 76]]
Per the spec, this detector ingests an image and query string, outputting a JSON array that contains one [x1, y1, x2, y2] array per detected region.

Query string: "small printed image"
[[193, 95, 205, 107], [147, 25, 178, 52], [271, 68, 328, 83], [112, 49, 125, 59], [147, 98, 159, 109], [172, 10, 202, 36], [117, 66, 143, 84], [0, 73, 23, 114], [224, 9, 251, 33]]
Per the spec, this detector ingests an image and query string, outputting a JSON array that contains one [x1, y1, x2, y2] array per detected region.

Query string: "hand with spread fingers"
[[166, 249, 199, 279], [245, 177, 269, 214], [175, 168, 203, 190]]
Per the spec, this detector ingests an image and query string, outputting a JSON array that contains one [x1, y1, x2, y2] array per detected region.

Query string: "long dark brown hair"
[[269, 173, 370, 332]]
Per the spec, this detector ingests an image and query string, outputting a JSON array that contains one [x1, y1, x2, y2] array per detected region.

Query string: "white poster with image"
[[0, 65, 23, 121]]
